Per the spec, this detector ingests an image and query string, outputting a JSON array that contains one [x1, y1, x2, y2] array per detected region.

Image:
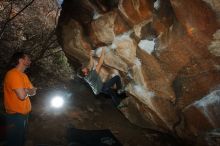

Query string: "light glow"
[[51, 96, 64, 108]]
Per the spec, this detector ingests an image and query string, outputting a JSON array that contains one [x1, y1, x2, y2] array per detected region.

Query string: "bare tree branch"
[[32, 29, 57, 62], [0, 1, 12, 14], [0, 1, 13, 31], [55, 7, 61, 27], [0, 0, 35, 39], [40, 49, 62, 60], [33, 39, 57, 61]]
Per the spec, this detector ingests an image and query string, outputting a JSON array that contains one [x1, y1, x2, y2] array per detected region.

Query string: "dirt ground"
[[2, 78, 184, 146]]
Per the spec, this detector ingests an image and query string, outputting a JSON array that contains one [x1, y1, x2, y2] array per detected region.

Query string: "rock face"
[[57, 0, 220, 144]]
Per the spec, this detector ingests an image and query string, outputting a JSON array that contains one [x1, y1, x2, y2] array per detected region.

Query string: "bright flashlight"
[[51, 96, 64, 108]]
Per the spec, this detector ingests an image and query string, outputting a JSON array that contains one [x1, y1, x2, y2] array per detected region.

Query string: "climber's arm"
[[95, 47, 105, 73], [88, 50, 95, 70]]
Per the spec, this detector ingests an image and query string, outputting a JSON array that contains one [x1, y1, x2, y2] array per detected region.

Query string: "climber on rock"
[[78, 47, 125, 107]]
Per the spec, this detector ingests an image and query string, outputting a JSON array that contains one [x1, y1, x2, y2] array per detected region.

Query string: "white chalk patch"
[[57, 0, 63, 6], [95, 46, 111, 57], [133, 84, 155, 99], [113, 31, 133, 42], [134, 58, 142, 67], [185, 90, 220, 127], [93, 10, 103, 20], [154, 0, 160, 10], [128, 83, 175, 130], [194, 90, 220, 108], [110, 43, 117, 49], [138, 39, 155, 54]]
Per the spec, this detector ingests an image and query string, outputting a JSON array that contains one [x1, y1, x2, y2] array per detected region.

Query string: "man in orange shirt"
[[3, 52, 37, 146]]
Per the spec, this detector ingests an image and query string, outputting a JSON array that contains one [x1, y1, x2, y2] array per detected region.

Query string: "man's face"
[[21, 55, 31, 68], [82, 67, 88, 76]]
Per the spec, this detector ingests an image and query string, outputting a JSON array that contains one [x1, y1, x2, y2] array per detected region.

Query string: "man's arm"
[[13, 87, 37, 101], [96, 47, 105, 73]]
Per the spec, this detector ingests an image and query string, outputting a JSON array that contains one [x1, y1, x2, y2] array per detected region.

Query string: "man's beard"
[[24, 64, 30, 70]]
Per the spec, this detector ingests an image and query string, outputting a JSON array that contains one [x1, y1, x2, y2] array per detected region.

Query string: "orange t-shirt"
[[4, 68, 32, 115]]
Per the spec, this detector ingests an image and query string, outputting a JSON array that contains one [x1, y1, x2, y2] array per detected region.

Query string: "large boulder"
[[57, 0, 220, 144]]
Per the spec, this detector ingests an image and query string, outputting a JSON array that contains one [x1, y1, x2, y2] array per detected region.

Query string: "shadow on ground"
[[0, 78, 185, 146]]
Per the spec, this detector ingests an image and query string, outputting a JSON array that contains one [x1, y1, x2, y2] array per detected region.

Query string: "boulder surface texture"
[[57, 0, 220, 143]]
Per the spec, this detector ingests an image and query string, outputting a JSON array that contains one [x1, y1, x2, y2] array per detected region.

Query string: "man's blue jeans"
[[6, 113, 28, 146], [101, 75, 122, 106]]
